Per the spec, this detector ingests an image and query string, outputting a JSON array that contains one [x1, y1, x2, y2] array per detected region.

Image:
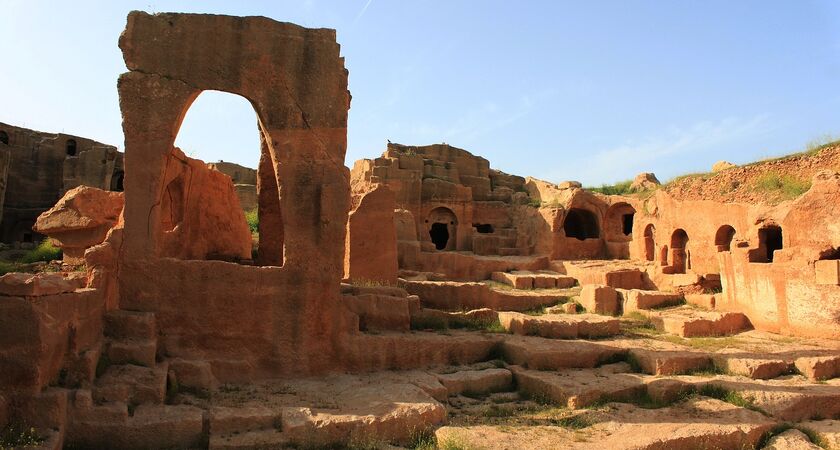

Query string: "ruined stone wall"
[[634, 172, 840, 338], [0, 122, 122, 243], [117, 11, 353, 379], [351, 143, 534, 258], [208, 161, 257, 210]]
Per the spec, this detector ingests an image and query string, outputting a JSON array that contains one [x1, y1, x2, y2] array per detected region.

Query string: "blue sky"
[[1, 1, 839, 185]]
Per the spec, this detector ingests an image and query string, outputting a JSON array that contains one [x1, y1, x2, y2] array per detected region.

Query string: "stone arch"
[[0, 130, 8, 145], [605, 202, 635, 241], [170, 90, 280, 265], [118, 11, 350, 277], [563, 208, 599, 240], [426, 207, 457, 251], [670, 228, 689, 273], [643, 224, 656, 261], [66, 139, 77, 156], [715, 225, 736, 252]]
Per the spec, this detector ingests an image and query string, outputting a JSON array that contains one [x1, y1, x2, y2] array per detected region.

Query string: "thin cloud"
[[541, 114, 772, 185], [354, 0, 374, 23]]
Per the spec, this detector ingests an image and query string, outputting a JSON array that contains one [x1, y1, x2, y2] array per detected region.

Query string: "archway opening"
[[65, 139, 77, 156], [0, 130, 8, 145], [605, 203, 635, 241], [430, 223, 449, 250], [170, 90, 276, 264], [564, 208, 599, 240], [751, 225, 783, 263], [643, 224, 656, 261], [670, 229, 690, 273], [715, 225, 736, 252], [426, 207, 458, 251]]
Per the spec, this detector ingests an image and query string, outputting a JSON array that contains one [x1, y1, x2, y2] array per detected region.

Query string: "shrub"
[[20, 240, 62, 264], [586, 180, 634, 195], [753, 172, 811, 200], [244, 209, 259, 234]]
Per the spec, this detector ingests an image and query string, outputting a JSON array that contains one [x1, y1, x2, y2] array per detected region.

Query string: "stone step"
[[209, 429, 289, 450], [435, 368, 513, 397], [644, 307, 752, 337], [499, 247, 524, 256], [511, 364, 646, 408], [619, 289, 684, 313], [795, 355, 840, 381], [66, 403, 204, 449], [628, 348, 712, 375], [106, 338, 157, 367], [764, 429, 821, 450], [435, 397, 774, 450], [500, 335, 625, 370], [498, 312, 620, 339], [92, 363, 169, 405], [104, 310, 157, 341], [491, 270, 576, 290], [713, 354, 792, 379], [801, 419, 840, 450]]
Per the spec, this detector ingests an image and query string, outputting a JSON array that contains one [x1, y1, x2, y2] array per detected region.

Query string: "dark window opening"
[[760, 226, 783, 262], [474, 223, 494, 234], [0, 131, 8, 145], [22, 233, 33, 243], [111, 171, 125, 192], [66, 139, 77, 156], [819, 247, 840, 260], [564, 208, 599, 240], [622, 213, 634, 235], [715, 225, 736, 252], [670, 229, 689, 274], [643, 224, 656, 262], [430, 223, 449, 250]]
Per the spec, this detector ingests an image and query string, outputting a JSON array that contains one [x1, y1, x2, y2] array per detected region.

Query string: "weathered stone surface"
[[712, 160, 737, 172], [511, 364, 645, 408], [498, 312, 619, 339], [621, 289, 684, 313], [630, 172, 660, 191], [33, 186, 123, 263], [647, 307, 751, 337], [345, 185, 398, 284], [501, 335, 624, 370], [0, 272, 81, 297], [436, 368, 513, 396], [764, 429, 822, 450], [629, 348, 712, 375], [795, 355, 840, 381], [579, 284, 618, 315], [714, 354, 791, 379]]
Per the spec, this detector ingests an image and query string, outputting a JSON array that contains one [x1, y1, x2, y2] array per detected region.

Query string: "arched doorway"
[[65, 139, 77, 156], [171, 90, 278, 264], [670, 229, 689, 273], [643, 224, 656, 261], [715, 225, 736, 252], [563, 208, 599, 240], [426, 207, 458, 251]]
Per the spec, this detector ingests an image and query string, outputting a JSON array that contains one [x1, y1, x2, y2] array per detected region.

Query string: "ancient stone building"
[[2, 10, 840, 450], [207, 161, 257, 211], [0, 122, 124, 244]]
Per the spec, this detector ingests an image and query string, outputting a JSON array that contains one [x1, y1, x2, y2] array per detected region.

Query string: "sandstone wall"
[[0, 122, 122, 244], [117, 11, 353, 378], [634, 172, 840, 338], [345, 185, 398, 284]]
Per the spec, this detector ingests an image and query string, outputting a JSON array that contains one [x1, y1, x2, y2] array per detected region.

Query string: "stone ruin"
[[0, 122, 124, 245], [1, 10, 839, 450]]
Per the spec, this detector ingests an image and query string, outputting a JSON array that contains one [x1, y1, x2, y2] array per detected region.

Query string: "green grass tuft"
[[752, 171, 811, 201], [585, 179, 635, 195], [0, 423, 44, 448], [19, 240, 62, 264]]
